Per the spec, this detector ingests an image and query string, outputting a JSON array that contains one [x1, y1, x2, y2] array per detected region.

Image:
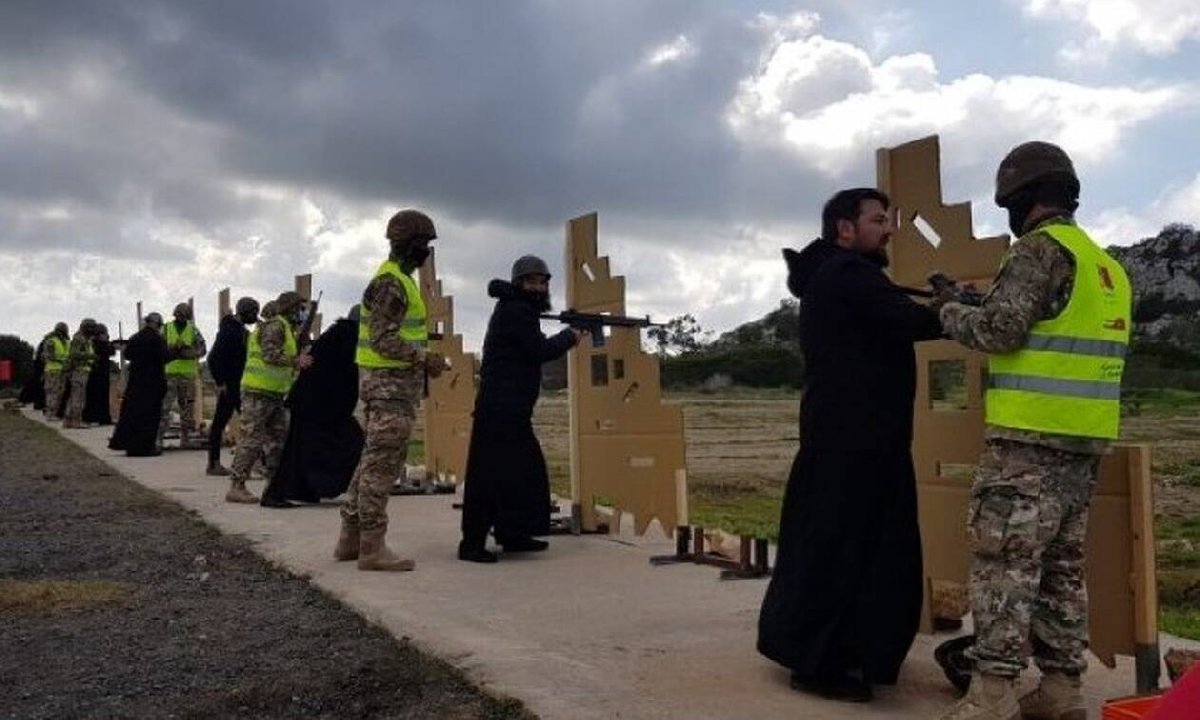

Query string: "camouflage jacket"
[[258, 317, 295, 367], [359, 258, 425, 402], [940, 214, 1107, 455]]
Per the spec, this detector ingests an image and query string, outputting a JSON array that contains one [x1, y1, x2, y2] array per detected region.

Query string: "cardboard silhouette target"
[[419, 249, 476, 484], [879, 135, 1158, 690], [564, 213, 687, 536]]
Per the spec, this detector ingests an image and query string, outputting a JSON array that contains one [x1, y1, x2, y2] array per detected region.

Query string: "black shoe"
[[499, 537, 549, 553], [458, 544, 498, 563], [260, 496, 297, 509], [789, 671, 872, 703]]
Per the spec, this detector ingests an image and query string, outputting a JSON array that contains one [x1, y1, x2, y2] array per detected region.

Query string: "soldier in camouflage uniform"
[[158, 303, 207, 448], [225, 291, 312, 503], [61, 319, 98, 428], [333, 209, 445, 572], [41, 322, 70, 420], [936, 142, 1132, 720]]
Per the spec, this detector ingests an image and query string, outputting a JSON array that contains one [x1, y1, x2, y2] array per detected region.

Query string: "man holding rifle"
[[457, 255, 581, 563]]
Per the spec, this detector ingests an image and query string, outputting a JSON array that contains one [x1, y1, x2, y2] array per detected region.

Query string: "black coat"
[[757, 239, 943, 685], [19, 339, 46, 409], [109, 327, 171, 456], [268, 318, 363, 502], [460, 280, 576, 543], [208, 314, 249, 389], [82, 338, 115, 425]]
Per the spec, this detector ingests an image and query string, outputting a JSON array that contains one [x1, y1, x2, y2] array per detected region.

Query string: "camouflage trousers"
[[230, 391, 288, 483], [966, 438, 1101, 678], [158, 375, 198, 438], [63, 370, 89, 424], [43, 371, 65, 417], [341, 370, 421, 533]]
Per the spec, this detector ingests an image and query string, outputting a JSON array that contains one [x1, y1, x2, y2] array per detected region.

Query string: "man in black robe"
[[18, 337, 46, 409], [82, 323, 115, 425], [458, 255, 580, 563], [262, 307, 364, 507], [757, 188, 944, 702], [109, 313, 171, 457], [205, 297, 258, 475]]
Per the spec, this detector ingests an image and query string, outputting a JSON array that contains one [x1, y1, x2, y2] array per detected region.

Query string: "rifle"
[[540, 310, 665, 348], [899, 273, 984, 307], [297, 290, 322, 348]]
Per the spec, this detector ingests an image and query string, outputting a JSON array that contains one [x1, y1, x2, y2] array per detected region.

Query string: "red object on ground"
[[1145, 663, 1200, 720], [0, 359, 11, 383], [1103, 694, 1163, 720]]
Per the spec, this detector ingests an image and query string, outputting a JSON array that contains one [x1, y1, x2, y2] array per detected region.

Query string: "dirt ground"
[[0, 410, 532, 720]]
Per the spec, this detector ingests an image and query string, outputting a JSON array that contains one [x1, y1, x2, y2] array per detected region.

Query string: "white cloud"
[[727, 22, 1187, 178], [1087, 172, 1200, 246], [1023, 0, 1200, 59], [643, 34, 695, 68]]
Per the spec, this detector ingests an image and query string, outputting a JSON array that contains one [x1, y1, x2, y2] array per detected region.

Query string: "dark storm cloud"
[[1, 0, 828, 245]]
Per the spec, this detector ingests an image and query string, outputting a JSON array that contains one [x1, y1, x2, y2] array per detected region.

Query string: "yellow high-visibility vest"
[[71, 335, 95, 372], [986, 223, 1132, 439], [43, 334, 68, 374], [241, 318, 298, 396], [355, 259, 427, 369], [164, 322, 199, 377]]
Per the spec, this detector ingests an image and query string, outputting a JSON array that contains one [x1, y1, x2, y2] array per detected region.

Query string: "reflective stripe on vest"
[[241, 318, 297, 395], [355, 260, 428, 369], [44, 335, 67, 374], [164, 322, 199, 377], [985, 223, 1132, 439]]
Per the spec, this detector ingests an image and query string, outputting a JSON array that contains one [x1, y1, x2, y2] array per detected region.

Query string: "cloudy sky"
[[2, 0, 1198, 350]]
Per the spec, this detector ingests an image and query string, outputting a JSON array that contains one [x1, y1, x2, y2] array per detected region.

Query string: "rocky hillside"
[[712, 223, 1200, 353], [1109, 223, 1200, 352]]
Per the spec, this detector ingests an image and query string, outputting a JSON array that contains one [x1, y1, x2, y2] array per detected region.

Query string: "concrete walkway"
[[27, 408, 1178, 719]]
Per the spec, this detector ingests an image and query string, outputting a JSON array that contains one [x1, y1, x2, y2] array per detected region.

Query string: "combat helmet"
[[994, 141, 1079, 207]]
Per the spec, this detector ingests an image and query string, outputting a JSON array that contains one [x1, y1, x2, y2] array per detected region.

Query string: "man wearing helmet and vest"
[[936, 142, 1132, 720], [158, 302, 208, 449], [206, 297, 260, 476], [457, 255, 581, 563], [41, 322, 70, 420], [62, 318, 99, 428], [226, 291, 312, 503], [332, 209, 446, 572]]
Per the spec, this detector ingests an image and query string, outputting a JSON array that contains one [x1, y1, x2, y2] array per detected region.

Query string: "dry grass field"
[[532, 386, 1200, 639]]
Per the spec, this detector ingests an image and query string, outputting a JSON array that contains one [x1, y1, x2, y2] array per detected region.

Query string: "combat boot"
[[206, 461, 231, 477], [224, 478, 259, 504], [357, 530, 415, 572], [1019, 672, 1085, 720], [938, 673, 1020, 720], [333, 521, 360, 562]]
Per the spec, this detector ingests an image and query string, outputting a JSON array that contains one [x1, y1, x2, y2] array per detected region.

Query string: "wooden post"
[[1129, 445, 1160, 692]]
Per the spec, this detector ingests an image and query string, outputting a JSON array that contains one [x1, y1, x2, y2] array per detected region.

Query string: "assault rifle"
[[540, 310, 664, 348], [900, 273, 984, 307]]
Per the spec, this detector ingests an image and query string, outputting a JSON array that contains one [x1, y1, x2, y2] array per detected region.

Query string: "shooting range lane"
[[22, 407, 1166, 720]]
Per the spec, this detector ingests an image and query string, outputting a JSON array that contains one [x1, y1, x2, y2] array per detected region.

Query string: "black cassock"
[[460, 280, 575, 546], [266, 318, 363, 503], [757, 240, 943, 685], [18, 339, 46, 409], [82, 338, 115, 425], [109, 327, 170, 457]]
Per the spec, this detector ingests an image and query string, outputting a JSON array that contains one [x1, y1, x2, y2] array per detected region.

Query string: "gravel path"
[[0, 410, 532, 720]]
